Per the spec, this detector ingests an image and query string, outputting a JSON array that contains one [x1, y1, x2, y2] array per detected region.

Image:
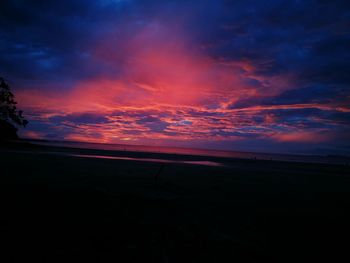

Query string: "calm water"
[[25, 139, 350, 165]]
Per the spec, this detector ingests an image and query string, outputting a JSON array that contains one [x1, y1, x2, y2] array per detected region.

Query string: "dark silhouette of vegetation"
[[0, 77, 28, 140]]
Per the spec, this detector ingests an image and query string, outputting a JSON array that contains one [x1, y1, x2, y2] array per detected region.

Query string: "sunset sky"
[[1, 0, 350, 154]]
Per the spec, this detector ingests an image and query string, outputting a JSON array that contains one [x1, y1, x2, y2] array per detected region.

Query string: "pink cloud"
[[272, 131, 331, 143], [14, 21, 348, 146]]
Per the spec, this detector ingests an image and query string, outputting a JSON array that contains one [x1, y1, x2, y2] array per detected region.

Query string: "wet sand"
[[0, 143, 349, 262]]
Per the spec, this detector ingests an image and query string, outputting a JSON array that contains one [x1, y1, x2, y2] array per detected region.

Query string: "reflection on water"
[[71, 154, 224, 167], [183, 161, 224, 166]]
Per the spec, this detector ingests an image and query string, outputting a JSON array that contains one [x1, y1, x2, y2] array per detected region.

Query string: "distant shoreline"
[[2, 138, 350, 166]]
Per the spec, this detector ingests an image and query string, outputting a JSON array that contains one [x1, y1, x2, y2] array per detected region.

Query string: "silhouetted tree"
[[0, 77, 28, 140]]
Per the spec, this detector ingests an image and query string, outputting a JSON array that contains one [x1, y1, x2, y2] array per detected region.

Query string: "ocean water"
[[25, 139, 350, 165]]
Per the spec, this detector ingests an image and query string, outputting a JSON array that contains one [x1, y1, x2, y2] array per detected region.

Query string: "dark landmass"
[[0, 119, 18, 140], [0, 142, 349, 262]]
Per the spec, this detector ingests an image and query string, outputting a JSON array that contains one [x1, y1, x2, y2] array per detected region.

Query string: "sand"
[[0, 142, 349, 262]]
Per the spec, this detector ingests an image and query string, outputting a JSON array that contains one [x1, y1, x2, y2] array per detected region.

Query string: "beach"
[[1, 142, 349, 262]]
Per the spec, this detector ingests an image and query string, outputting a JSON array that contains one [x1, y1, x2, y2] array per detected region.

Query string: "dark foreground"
[[1, 145, 349, 262]]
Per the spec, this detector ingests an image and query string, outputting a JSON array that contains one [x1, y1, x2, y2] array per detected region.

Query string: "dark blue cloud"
[[50, 113, 109, 124], [136, 116, 169, 132], [0, 0, 130, 87], [230, 84, 348, 108]]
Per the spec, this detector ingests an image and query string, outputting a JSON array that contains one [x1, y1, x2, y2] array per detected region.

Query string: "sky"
[[1, 0, 350, 154]]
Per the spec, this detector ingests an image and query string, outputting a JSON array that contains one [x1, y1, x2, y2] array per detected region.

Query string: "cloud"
[[272, 131, 331, 143], [50, 113, 109, 125], [1, 0, 350, 154]]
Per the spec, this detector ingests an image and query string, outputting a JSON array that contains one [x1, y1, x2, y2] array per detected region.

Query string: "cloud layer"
[[1, 0, 350, 154]]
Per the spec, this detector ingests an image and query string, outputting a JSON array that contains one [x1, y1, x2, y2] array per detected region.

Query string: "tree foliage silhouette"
[[0, 77, 28, 139]]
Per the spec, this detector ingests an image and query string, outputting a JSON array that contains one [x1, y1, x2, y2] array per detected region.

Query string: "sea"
[[22, 139, 350, 166]]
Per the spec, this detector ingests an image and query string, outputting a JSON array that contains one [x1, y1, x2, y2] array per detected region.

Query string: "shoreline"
[[2, 139, 350, 166]]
